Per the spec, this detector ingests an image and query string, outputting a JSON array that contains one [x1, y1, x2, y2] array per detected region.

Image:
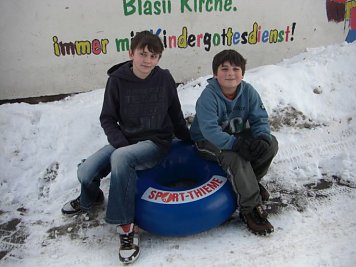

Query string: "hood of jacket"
[[106, 60, 160, 83], [205, 77, 244, 102]]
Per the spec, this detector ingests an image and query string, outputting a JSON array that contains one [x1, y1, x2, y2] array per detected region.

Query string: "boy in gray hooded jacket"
[[62, 31, 190, 264], [190, 49, 278, 235]]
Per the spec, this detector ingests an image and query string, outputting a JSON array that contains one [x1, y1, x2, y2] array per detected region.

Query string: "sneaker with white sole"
[[117, 223, 140, 264], [61, 189, 104, 215]]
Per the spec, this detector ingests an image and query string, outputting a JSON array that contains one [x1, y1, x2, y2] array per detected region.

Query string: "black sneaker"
[[258, 182, 270, 202], [240, 205, 274, 235], [117, 223, 140, 264], [61, 189, 104, 215]]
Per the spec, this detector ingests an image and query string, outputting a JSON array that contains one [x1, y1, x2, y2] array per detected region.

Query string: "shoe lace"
[[71, 196, 81, 210], [120, 232, 134, 249], [255, 205, 268, 220]]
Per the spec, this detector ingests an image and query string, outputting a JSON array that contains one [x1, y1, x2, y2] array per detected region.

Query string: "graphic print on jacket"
[[120, 85, 168, 134]]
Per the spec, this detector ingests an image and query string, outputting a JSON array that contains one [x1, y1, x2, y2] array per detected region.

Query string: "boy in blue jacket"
[[190, 49, 278, 235], [61, 31, 190, 264]]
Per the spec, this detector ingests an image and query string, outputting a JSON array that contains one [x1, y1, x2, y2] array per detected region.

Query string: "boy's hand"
[[233, 137, 252, 161], [250, 138, 271, 159]]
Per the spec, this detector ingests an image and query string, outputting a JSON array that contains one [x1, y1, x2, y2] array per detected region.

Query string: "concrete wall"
[[0, 0, 352, 100]]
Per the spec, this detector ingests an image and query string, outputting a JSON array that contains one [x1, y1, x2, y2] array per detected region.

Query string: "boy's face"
[[129, 46, 161, 79], [214, 61, 243, 93]]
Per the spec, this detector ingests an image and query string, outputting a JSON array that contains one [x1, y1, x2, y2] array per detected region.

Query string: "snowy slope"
[[0, 42, 355, 267]]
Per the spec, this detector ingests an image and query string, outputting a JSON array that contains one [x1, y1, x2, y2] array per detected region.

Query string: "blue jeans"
[[77, 140, 167, 224]]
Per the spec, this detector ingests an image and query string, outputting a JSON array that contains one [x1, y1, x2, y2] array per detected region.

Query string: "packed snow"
[[0, 42, 355, 267]]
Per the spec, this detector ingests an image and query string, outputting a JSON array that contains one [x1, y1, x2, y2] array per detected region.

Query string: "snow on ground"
[[0, 42, 356, 267]]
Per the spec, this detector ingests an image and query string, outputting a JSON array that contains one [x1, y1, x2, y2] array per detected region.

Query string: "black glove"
[[233, 137, 252, 161], [250, 138, 271, 160]]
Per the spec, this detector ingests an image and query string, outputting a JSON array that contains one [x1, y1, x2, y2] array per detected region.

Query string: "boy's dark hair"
[[212, 50, 247, 75], [130, 31, 164, 57]]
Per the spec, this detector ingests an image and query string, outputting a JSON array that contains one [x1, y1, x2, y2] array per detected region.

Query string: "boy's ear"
[[128, 49, 134, 59]]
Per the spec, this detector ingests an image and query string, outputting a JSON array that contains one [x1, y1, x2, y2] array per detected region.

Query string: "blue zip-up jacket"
[[190, 78, 271, 150]]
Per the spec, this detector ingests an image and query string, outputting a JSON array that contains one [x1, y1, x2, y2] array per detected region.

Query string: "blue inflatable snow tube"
[[135, 141, 237, 236]]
